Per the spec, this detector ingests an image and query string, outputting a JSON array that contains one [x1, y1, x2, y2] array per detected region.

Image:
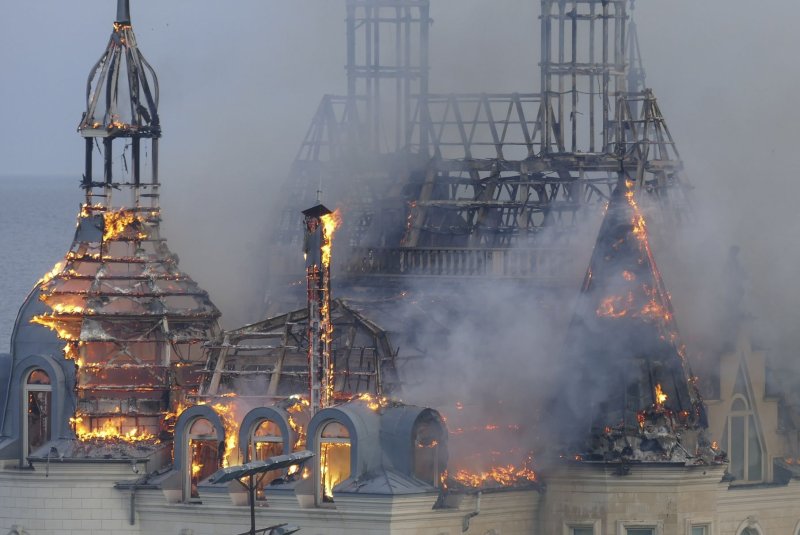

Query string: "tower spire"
[[554, 177, 706, 456], [116, 0, 131, 24], [79, 0, 160, 209]]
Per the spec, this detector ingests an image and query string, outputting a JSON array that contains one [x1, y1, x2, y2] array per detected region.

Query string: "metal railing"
[[341, 246, 575, 279]]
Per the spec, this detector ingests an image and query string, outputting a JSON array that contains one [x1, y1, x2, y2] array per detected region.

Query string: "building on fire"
[[3, 1, 800, 534]]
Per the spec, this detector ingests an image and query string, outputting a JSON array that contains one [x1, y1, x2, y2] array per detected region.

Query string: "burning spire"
[[17, 0, 221, 444], [79, 0, 160, 209], [303, 204, 341, 413], [555, 176, 706, 457]]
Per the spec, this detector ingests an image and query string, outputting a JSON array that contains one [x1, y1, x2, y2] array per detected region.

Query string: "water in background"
[[0, 176, 81, 353]]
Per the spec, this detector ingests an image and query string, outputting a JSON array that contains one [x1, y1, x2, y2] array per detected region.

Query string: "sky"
[[1, 0, 800, 355]]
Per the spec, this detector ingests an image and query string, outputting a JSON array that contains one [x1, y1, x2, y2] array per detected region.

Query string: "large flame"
[[320, 209, 342, 268], [103, 209, 148, 241], [320, 441, 351, 500], [196, 398, 242, 468], [451, 463, 537, 488], [70, 414, 156, 443], [655, 383, 668, 407]]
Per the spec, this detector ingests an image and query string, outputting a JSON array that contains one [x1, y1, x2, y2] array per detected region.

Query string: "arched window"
[[317, 421, 351, 504], [728, 394, 763, 482], [186, 418, 220, 500], [23, 369, 52, 455], [739, 525, 762, 535], [413, 413, 446, 487], [251, 419, 284, 499]]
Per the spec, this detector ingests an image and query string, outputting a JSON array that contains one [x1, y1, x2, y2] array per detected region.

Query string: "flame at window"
[[252, 419, 284, 498], [320, 442, 351, 502], [319, 421, 351, 502]]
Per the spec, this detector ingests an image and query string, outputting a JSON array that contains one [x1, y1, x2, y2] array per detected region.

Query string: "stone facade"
[[0, 460, 539, 535]]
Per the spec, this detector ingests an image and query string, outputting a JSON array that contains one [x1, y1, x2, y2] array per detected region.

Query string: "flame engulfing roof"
[[18, 204, 221, 442], [555, 178, 705, 452]]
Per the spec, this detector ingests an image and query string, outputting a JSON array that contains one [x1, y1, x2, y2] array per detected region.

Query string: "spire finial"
[[116, 0, 131, 24]]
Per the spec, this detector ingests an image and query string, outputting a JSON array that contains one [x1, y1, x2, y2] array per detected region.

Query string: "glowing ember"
[[354, 392, 391, 412], [191, 462, 203, 477], [596, 294, 631, 318]]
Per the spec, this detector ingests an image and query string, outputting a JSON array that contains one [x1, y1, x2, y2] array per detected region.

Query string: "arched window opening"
[[251, 419, 284, 499], [318, 421, 351, 504], [186, 418, 220, 500], [413, 415, 445, 487], [23, 369, 52, 455], [27, 370, 51, 385], [740, 526, 761, 535], [728, 394, 763, 482]]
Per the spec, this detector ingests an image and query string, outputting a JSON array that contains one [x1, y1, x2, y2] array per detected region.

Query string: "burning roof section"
[[12, 0, 220, 446], [202, 299, 398, 401], [557, 177, 707, 461]]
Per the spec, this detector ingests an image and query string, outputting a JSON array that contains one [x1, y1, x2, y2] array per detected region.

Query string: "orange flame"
[[353, 392, 390, 412], [37, 261, 66, 286], [71, 415, 157, 443], [320, 209, 342, 267], [655, 383, 668, 407], [202, 401, 241, 468], [320, 441, 351, 500], [103, 209, 148, 241], [450, 464, 536, 488], [596, 295, 631, 318]]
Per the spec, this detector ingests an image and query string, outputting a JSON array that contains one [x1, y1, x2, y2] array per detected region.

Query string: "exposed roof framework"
[[202, 300, 399, 400], [272, 0, 688, 294]]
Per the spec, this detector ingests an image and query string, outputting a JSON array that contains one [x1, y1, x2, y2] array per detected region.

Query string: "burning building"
[[4, 1, 800, 535], [554, 176, 709, 461], [2, 0, 221, 465]]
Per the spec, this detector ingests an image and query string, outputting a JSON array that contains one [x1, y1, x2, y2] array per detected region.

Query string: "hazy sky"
[[2, 1, 799, 342]]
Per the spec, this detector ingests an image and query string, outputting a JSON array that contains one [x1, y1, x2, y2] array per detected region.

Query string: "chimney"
[[303, 204, 336, 414]]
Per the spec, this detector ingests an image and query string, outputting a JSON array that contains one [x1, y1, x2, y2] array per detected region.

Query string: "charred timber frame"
[[201, 301, 397, 401], [273, 0, 689, 289]]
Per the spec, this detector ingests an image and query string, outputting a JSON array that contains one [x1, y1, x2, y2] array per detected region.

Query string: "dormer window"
[[186, 418, 220, 500], [412, 412, 446, 487], [24, 369, 52, 456], [251, 419, 284, 499], [318, 421, 351, 504]]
